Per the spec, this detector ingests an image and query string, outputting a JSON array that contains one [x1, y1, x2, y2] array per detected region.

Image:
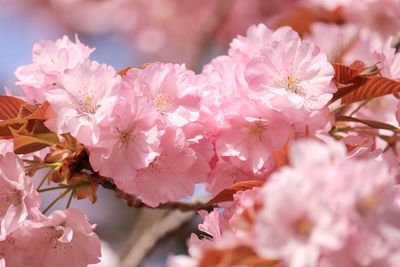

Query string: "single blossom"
[[124, 62, 200, 127], [229, 24, 299, 59], [0, 153, 40, 241], [244, 32, 336, 110], [0, 208, 101, 267], [45, 59, 121, 145], [89, 95, 161, 193], [132, 127, 210, 207], [215, 99, 293, 174], [15, 35, 94, 103]]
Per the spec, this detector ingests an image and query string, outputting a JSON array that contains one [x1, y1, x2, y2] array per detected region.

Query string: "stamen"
[[0, 189, 22, 215], [116, 127, 135, 149], [282, 76, 302, 94], [153, 95, 173, 112], [249, 122, 267, 141]]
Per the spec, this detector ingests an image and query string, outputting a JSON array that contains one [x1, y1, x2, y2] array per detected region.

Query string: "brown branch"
[[96, 176, 216, 212]]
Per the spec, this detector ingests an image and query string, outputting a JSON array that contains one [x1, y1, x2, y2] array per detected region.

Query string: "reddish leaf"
[[25, 101, 50, 120], [118, 63, 152, 76], [331, 62, 386, 103], [272, 142, 290, 167], [0, 96, 26, 120], [341, 76, 400, 104], [199, 246, 279, 267], [10, 125, 59, 154], [0, 119, 27, 139], [208, 180, 264, 204], [118, 67, 133, 76]]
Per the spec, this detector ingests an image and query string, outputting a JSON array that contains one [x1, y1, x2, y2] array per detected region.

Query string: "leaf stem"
[[36, 171, 50, 191], [42, 188, 72, 215], [66, 189, 75, 209], [38, 185, 69, 193]]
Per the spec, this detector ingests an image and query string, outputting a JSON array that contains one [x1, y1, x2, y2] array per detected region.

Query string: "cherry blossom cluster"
[[169, 140, 400, 267], [0, 152, 101, 266], [1, 7, 400, 265], [14, 24, 336, 207]]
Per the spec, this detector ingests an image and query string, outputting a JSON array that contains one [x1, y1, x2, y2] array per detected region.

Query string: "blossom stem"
[[36, 171, 50, 191], [349, 100, 370, 116], [37, 185, 70, 193], [66, 189, 75, 209], [335, 115, 400, 132], [42, 188, 72, 215]]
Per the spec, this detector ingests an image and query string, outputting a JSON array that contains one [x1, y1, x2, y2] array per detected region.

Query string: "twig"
[[96, 176, 215, 212], [66, 189, 75, 209], [42, 188, 72, 214], [37, 185, 69, 193]]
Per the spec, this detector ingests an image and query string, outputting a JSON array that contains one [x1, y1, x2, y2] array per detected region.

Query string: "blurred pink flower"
[[15, 35, 94, 104], [0, 208, 101, 267], [0, 153, 40, 241]]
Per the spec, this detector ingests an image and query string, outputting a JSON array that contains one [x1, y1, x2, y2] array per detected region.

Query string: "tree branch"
[[96, 176, 216, 212]]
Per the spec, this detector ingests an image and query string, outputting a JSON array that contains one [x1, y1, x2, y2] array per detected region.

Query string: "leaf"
[[208, 180, 264, 204], [331, 61, 400, 104], [341, 76, 400, 104], [25, 101, 50, 120], [0, 97, 53, 143], [0, 96, 26, 120], [118, 63, 152, 76], [199, 246, 279, 267], [272, 142, 290, 167], [9, 124, 59, 154], [118, 67, 133, 76], [331, 62, 371, 102], [336, 116, 399, 131]]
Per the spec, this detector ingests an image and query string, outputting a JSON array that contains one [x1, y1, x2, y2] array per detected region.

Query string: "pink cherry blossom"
[[0, 153, 40, 241], [0, 140, 13, 155], [254, 140, 400, 267], [205, 160, 255, 196], [89, 95, 161, 193], [229, 24, 300, 58], [244, 33, 336, 110], [215, 99, 293, 174], [124, 62, 200, 127], [255, 167, 348, 267], [0, 208, 101, 267], [132, 127, 210, 207], [45, 59, 121, 145], [15, 35, 94, 104]]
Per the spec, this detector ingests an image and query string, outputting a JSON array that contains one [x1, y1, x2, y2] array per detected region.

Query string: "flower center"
[[293, 217, 313, 238], [249, 122, 267, 140], [154, 95, 173, 112], [81, 95, 98, 114], [46, 227, 73, 253], [282, 76, 302, 94], [356, 194, 378, 217], [0, 189, 22, 215], [117, 127, 135, 149]]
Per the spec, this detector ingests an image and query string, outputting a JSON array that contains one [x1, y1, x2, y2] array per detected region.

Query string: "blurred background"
[[0, 0, 398, 266]]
